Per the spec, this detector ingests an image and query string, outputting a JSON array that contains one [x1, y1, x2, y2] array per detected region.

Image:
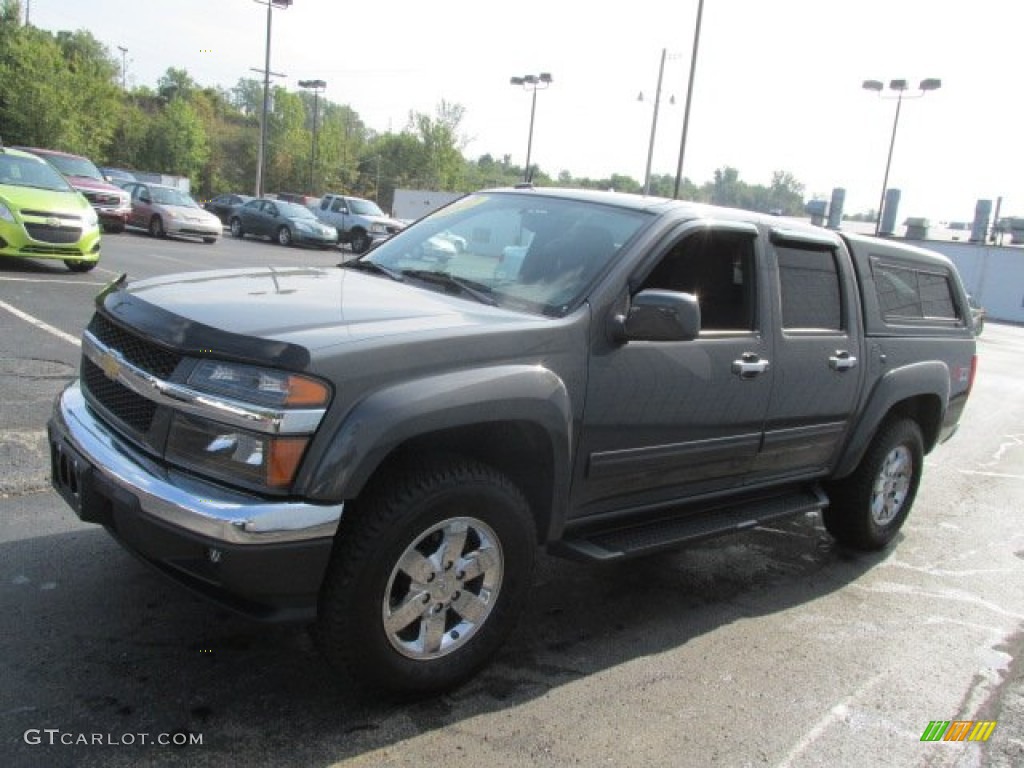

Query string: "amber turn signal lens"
[[285, 375, 330, 406]]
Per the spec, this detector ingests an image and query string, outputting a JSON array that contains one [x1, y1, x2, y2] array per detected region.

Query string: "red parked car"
[[14, 146, 131, 233]]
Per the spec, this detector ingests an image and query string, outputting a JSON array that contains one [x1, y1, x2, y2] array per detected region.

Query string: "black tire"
[[350, 229, 370, 254], [103, 221, 125, 234], [277, 226, 292, 246], [822, 419, 924, 550], [148, 216, 165, 238], [229, 218, 244, 238], [202, 237, 217, 244], [64, 260, 97, 273], [316, 456, 536, 695]]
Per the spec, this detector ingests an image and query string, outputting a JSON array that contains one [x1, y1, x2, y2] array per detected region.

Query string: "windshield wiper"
[[341, 259, 403, 281], [400, 269, 497, 306]]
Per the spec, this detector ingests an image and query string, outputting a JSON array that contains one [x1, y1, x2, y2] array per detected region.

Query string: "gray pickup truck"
[[311, 193, 405, 253], [48, 187, 977, 694]]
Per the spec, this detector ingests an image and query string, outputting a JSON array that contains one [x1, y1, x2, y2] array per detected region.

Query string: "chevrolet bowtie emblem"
[[98, 350, 122, 381], [46, 217, 60, 227]]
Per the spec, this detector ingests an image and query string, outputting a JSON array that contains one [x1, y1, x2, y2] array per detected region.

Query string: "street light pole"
[[674, 0, 704, 199], [117, 46, 128, 91], [510, 72, 553, 183], [298, 78, 326, 195], [863, 78, 941, 235], [254, 0, 293, 198]]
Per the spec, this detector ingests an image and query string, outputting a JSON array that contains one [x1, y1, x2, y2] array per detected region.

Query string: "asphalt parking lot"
[[1, 231, 1022, 767]]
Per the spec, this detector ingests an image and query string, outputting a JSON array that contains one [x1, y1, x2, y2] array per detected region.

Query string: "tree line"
[[0, 0, 807, 215]]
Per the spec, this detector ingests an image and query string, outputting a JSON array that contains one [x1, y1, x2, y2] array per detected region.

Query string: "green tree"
[[143, 98, 209, 188]]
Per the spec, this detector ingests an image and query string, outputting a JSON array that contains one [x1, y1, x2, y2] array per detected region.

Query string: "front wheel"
[[148, 216, 165, 238], [316, 456, 536, 694], [229, 218, 244, 238], [276, 226, 292, 246], [349, 229, 370, 254], [822, 419, 924, 550], [64, 260, 96, 273]]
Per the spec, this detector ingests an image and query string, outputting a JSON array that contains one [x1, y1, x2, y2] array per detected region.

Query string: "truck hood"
[[103, 266, 536, 364]]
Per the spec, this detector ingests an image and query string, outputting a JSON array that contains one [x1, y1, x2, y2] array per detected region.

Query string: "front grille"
[[82, 358, 157, 433], [20, 245, 83, 255], [87, 314, 182, 378], [25, 223, 82, 244], [82, 191, 123, 206]]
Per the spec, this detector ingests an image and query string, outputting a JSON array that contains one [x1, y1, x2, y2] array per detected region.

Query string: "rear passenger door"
[[752, 230, 863, 478]]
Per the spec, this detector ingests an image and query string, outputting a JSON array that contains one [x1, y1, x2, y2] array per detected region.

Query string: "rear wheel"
[[148, 216, 165, 238], [277, 226, 292, 246], [823, 419, 924, 550], [315, 456, 536, 694], [64, 260, 96, 273]]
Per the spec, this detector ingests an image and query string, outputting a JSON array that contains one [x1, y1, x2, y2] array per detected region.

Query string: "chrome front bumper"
[[49, 380, 344, 546]]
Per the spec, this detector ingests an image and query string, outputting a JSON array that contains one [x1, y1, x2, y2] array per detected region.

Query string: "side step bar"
[[552, 485, 828, 562]]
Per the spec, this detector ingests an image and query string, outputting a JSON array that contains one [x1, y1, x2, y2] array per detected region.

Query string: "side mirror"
[[610, 289, 701, 343]]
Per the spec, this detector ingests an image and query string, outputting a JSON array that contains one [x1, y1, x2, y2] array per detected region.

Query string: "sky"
[[26, 0, 1023, 222]]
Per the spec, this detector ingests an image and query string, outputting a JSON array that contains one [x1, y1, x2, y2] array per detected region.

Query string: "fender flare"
[[302, 364, 573, 510], [834, 360, 950, 478]]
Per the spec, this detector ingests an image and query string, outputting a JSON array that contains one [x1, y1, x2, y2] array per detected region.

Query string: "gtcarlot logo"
[[24, 729, 203, 747]]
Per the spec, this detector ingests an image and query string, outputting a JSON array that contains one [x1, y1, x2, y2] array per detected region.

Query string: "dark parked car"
[[229, 198, 337, 248], [204, 193, 253, 225]]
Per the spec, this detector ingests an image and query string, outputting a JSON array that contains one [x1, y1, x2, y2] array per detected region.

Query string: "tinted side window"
[[640, 230, 757, 331], [875, 264, 958, 320], [776, 245, 841, 330]]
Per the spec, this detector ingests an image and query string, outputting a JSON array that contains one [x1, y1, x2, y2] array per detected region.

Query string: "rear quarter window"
[[873, 262, 959, 322]]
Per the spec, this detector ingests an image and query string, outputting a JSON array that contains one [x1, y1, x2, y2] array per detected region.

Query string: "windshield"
[[362, 192, 651, 316], [151, 187, 198, 207], [349, 198, 384, 216], [0, 154, 74, 192], [42, 153, 104, 181], [277, 201, 317, 219]]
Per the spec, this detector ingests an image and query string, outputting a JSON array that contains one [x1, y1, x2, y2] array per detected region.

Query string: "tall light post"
[[674, 0, 704, 199], [638, 48, 676, 196], [509, 72, 552, 182], [117, 46, 128, 91], [862, 77, 941, 235], [298, 78, 326, 195], [254, 0, 293, 198]]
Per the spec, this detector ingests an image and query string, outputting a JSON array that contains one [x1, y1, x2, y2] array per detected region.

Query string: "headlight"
[[187, 360, 330, 407], [83, 207, 99, 227], [164, 360, 331, 491], [0, 201, 14, 223]]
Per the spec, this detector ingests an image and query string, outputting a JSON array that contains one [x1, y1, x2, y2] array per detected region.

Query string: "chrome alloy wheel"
[[870, 445, 913, 526], [382, 517, 503, 660]]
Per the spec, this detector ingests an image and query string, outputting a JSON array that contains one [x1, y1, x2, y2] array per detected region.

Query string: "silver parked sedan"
[[122, 182, 222, 244]]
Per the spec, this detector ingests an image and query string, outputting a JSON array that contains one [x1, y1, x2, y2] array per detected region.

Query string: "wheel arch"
[[834, 361, 948, 479], [301, 365, 574, 544]]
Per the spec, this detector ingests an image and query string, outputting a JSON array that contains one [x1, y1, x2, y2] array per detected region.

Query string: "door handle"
[[732, 353, 770, 378], [829, 351, 859, 371]]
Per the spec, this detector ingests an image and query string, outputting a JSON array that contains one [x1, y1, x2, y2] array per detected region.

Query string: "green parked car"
[[0, 141, 101, 272]]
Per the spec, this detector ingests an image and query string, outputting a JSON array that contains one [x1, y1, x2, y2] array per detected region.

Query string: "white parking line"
[[0, 276, 107, 286], [0, 299, 81, 347]]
